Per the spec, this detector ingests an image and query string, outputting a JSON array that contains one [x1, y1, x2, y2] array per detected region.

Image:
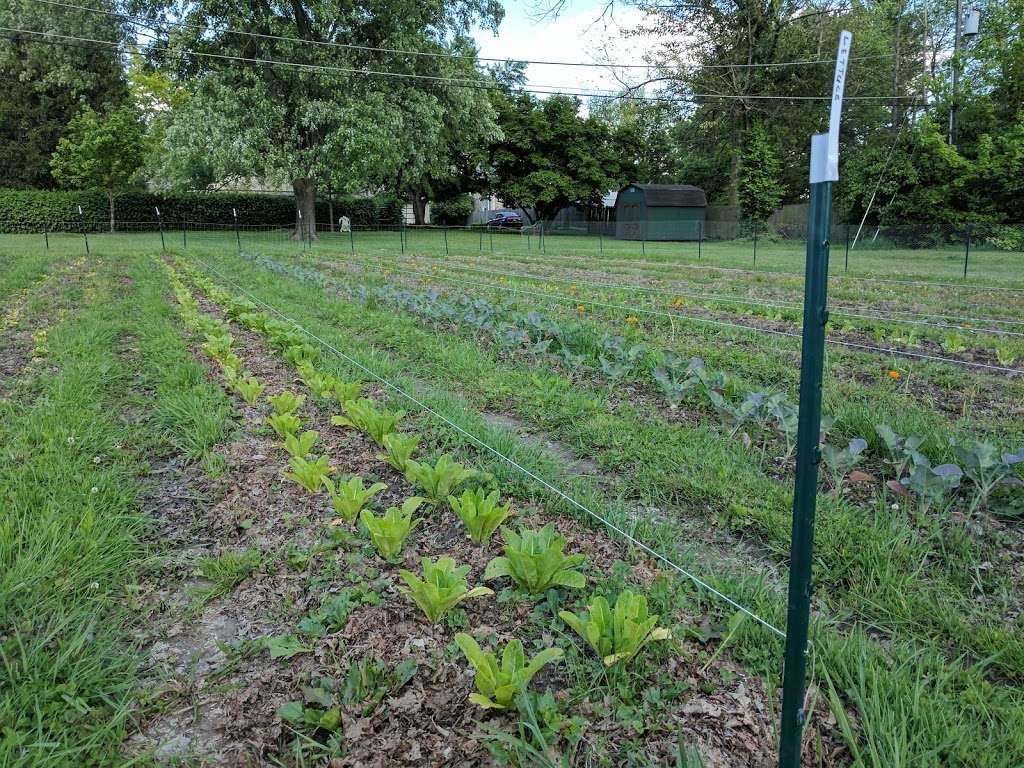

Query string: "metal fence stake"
[[44, 225, 49, 250], [183, 219, 187, 249], [752, 222, 759, 268], [349, 226, 355, 255], [156, 207, 166, 251], [963, 225, 971, 278], [444, 227, 449, 256], [844, 223, 851, 272], [77, 205, 89, 255], [698, 221, 703, 260], [233, 208, 241, 253]]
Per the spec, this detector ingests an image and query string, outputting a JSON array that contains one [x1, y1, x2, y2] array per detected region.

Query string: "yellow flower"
[[673, 298, 684, 307], [577, 304, 586, 313], [888, 370, 901, 380], [570, 284, 578, 292], [625, 316, 639, 325]]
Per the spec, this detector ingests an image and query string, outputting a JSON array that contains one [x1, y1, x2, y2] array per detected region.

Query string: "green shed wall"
[[615, 187, 705, 241]]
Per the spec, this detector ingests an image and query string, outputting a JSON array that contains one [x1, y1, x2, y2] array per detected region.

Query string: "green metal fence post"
[[44, 225, 49, 250], [233, 207, 241, 253], [698, 221, 703, 260], [400, 224, 405, 255], [349, 226, 355, 255], [599, 229, 604, 253], [963, 225, 971, 278], [489, 228, 494, 253], [479, 226, 483, 252], [844, 222, 850, 272], [77, 205, 89, 255], [444, 226, 449, 256], [541, 221, 545, 254], [752, 222, 759, 268], [182, 218, 187, 248], [156, 207, 166, 252]]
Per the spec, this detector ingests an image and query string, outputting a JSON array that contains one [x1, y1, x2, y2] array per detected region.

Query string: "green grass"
[[179, 247, 1024, 766], [0, 251, 236, 766]]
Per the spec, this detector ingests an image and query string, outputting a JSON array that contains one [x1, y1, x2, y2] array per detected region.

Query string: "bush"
[[431, 195, 474, 225], [0, 189, 402, 233]]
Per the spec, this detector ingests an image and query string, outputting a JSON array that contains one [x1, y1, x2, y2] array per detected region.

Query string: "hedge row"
[[0, 190, 403, 233]]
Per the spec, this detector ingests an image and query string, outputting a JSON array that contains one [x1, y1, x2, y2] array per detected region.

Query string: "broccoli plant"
[[399, 556, 493, 623], [953, 440, 1024, 513], [285, 455, 334, 493], [324, 476, 388, 523], [483, 524, 587, 594], [449, 488, 515, 546], [283, 430, 318, 459], [332, 398, 405, 447], [874, 424, 927, 479], [651, 352, 701, 408], [820, 438, 868, 494], [268, 391, 305, 416], [901, 462, 963, 514], [454, 633, 563, 709], [378, 432, 420, 473], [404, 455, 477, 505], [558, 590, 671, 667], [360, 497, 424, 560], [267, 411, 302, 438]]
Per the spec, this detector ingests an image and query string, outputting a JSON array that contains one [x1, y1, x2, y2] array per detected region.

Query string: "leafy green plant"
[[265, 634, 312, 660], [449, 488, 515, 546], [233, 374, 264, 405], [360, 497, 424, 559], [404, 454, 476, 504], [298, 362, 337, 398], [332, 398, 405, 447], [283, 430, 318, 459], [284, 343, 320, 367], [342, 657, 417, 716], [268, 391, 305, 415], [941, 333, 968, 354], [202, 332, 234, 360], [901, 462, 963, 513], [285, 454, 334, 493], [995, 343, 1019, 367], [378, 432, 420, 473], [558, 590, 671, 667], [323, 475, 388, 523], [483, 524, 586, 594], [875, 424, 927, 479], [267, 411, 302, 438], [333, 379, 362, 404], [399, 556, 493, 623], [953, 440, 1024, 512], [821, 437, 868, 493], [455, 632, 563, 709]]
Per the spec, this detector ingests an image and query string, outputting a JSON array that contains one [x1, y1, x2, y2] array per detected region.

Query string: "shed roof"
[[619, 183, 707, 208]]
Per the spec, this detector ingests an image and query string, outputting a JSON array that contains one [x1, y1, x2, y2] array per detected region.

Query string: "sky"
[[473, 0, 670, 97]]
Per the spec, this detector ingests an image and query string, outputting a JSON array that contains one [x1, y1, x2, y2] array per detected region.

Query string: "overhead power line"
[[0, 26, 921, 103], [32, 0, 899, 72]]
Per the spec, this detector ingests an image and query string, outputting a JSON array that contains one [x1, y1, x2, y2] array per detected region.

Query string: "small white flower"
[[90, 486, 99, 494]]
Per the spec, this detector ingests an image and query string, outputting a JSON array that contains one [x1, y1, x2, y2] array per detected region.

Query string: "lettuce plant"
[[333, 380, 362, 404], [202, 332, 234, 360], [324, 476, 388, 523], [233, 375, 264, 405], [449, 488, 514, 546], [267, 411, 302, 438], [268, 391, 305, 416], [399, 556, 493, 623], [404, 455, 476, 504], [285, 455, 334, 493], [332, 398, 405, 447], [454, 633, 563, 709], [558, 590, 671, 667], [283, 430, 318, 459], [483, 524, 586, 594], [284, 343, 321, 367], [360, 497, 424, 559], [821, 437, 868, 493], [297, 362, 337, 398], [378, 432, 420, 473]]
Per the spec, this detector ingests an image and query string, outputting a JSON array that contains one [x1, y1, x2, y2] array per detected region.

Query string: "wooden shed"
[[614, 183, 707, 241]]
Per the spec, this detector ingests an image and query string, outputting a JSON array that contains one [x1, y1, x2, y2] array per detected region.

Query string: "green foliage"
[[404, 454, 476, 504], [399, 556, 493, 623], [737, 123, 782, 223], [265, 634, 313, 660], [283, 430, 318, 459], [431, 194, 475, 224], [449, 487, 514, 546], [821, 438, 868, 493], [331, 398, 404, 447], [454, 632, 564, 709], [360, 497, 424, 559], [558, 590, 671, 667], [286, 344, 321, 368], [378, 432, 420, 473], [192, 548, 262, 606], [483, 524, 586, 594], [268, 391, 304, 415], [266, 411, 302, 438], [232, 374, 264, 405], [285, 454, 334, 493], [324, 476, 388, 523], [333, 379, 362, 404]]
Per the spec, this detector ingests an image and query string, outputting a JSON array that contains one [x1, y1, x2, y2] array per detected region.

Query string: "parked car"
[[486, 211, 524, 229]]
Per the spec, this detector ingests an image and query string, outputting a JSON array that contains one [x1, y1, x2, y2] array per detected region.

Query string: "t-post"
[[698, 220, 703, 260], [443, 227, 449, 256], [778, 29, 851, 768], [43, 225, 49, 250], [77, 205, 89, 255], [156, 206, 166, 251], [233, 208, 241, 253], [752, 222, 759, 268], [963, 225, 971, 278]]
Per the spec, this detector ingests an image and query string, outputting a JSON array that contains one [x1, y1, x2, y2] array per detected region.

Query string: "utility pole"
[[949, 3, 980, 145]]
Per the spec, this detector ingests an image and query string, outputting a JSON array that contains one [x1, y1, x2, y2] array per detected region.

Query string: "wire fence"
[[8, 216, 1024, 282]]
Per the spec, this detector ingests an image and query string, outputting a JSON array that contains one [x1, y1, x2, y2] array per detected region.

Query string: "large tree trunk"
[[292, 179, 318, 241], [107, 189, 115, 233], [411, 192, 427, 226]]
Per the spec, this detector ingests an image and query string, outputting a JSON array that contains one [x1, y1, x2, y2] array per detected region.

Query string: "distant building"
[[615, 183, 707, 241]]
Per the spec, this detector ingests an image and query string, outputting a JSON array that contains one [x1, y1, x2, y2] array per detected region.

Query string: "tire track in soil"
[[130, 266, 844, 766]]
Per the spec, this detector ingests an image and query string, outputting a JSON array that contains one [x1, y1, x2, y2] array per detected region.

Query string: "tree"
[[738, 123, 783, 222], [50, 103, 146, 232], [0, 0, 128, 188], [144, 0, 502, 239], [488, 93, 620, 222]]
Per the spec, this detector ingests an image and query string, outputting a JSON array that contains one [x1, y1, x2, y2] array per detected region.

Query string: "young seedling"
[[267, 411, 302, 438], [404, 455, 477, 505], [820, 437, 868, 494], [483, 523, 587, 594], [875, 424, 927, 480], [268, 391, 305, 416], [454, 633, 563, 709], [360, 497, 424, 559], [953, 440, 1024, 513], [378, 432, 420, 473], [285, 454, 334, 493], [449, 488, 514, 546], [284, 343, 321, 368], [233, 375, 265, 405], [324, 476, 388, 524], [559, 590, 671, 667], [399, 556, 493, 624], [333, 379, 362, 404], [901, 462, 963, 514], [332, 398, 405, 447], [283, 430, 318, 459]]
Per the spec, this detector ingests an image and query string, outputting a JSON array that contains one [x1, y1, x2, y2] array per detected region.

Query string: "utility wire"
[[188, 253, 788, 639], [31, 0, 899, 72], [0, 26, 920, 103]]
